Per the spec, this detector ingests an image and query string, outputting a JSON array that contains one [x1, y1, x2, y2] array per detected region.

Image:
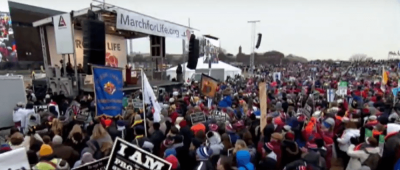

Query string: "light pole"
[[248, 20, 260, 75]]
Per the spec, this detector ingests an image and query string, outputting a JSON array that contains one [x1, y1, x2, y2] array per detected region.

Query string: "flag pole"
[[141, 69, 148, 137]]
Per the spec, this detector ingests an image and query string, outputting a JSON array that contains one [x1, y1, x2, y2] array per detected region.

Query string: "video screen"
[[0, 12, 17, 62]]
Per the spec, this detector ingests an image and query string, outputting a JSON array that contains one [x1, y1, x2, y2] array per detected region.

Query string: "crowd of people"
[[0, 12, 17, 62], [3, 59, 400, 170]]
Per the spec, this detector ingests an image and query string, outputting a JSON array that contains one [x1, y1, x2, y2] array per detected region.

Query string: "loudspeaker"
[[82, 19, 106, 73], [255, 33, 262, 49], [150, 35, 166, 57], [187, 34, 199, 70], [83, 49, 105, 74]]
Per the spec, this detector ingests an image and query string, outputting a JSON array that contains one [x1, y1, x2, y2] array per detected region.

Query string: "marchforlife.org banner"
[[116, 9, 192, 39], [93, 66, 124, 117]]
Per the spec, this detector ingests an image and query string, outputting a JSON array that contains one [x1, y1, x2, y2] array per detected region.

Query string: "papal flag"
[[382, 67, 389, 85], [381, 66, 389, 92]]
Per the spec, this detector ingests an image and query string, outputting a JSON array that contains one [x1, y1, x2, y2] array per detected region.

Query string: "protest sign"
[[304, 104, 312, 117], [0, 148, 30, 170], [190, 112, 206, 125], [72, 157, 108, 170], [106, 137, 172, 170], [132, 99, 142, 108], [200, 74, 218, 98], [34, 105, 48, 113], [299, 108, 311, 118], [212, 111, 227, 123]]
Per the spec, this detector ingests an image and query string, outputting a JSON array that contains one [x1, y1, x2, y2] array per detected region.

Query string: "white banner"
[[327, 89, 335, 102], [116, 9, 192, 39], [53, 13, 74, 54], [142, 71, 161, 122], [0, 148, 30, 169]]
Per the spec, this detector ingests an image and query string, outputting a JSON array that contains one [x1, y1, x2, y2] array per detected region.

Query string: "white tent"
[[166, 57, 242, 81]]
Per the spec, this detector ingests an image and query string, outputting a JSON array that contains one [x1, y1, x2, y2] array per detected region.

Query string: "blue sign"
[[398, 62, 400, 69], [393, 87, 400, 97], [93, 66, 124, 117]]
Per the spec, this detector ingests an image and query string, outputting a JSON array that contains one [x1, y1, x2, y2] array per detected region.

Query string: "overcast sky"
[[1, 0, 400, 60]]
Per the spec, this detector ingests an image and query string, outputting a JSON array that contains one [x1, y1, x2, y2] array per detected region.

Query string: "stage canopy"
[[166, 57, 242, 81]]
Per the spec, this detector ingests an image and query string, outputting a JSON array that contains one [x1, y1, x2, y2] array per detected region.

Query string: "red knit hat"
[[179, 120, 187, 128], [100, 118, 113, 128], [165, 155, 179, 169], [285, 132, 295, 140], [208, 124, 218, 132], [307, 142, 318, 149]]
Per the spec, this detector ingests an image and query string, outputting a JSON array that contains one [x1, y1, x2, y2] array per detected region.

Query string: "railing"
[[0, 61, 44, 70]]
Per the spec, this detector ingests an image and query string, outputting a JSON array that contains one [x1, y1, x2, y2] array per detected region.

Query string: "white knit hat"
[[57, 160, 70, 170], [312, 111, 321, 118]]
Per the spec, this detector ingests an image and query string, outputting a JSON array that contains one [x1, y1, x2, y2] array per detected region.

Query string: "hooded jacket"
[[218, 95, 232, 108], [284, 151, 324, 170], [207, 131, 224, 156], [236, 150, 254, 170], [281, 140, 300, 167], [337, 128, 360, 152], [346, 144, 380, 170], [379, 123, 400, 170]]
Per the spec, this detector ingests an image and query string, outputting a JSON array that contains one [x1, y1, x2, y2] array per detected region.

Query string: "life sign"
[[106, 137, 172, 170]]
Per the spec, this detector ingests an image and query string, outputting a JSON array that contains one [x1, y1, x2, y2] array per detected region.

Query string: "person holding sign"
[[32, 144, 69, 169], [194, 146, 214, 170]]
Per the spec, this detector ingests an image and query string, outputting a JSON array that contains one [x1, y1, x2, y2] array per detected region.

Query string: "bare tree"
[[349, 54, 368, 63], [365, 57, 373, 62]]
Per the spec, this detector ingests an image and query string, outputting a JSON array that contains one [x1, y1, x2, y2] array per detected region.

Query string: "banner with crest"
[[93, 66, 124, 117]]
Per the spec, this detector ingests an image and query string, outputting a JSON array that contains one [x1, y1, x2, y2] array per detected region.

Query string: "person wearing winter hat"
[[65, 124, 86, 154], [194, 146, 214, 170], [73, 152, 96, 168], [218, 88, 232, 108], [365, 115, 378, 127], [258, 142, 277, 169], [52, 135, 79, 167], [378, 123, 400, 170], [57, 160, 70, 170], [163, 147, 176, 157], [281, 132, 300, 167], [225, 123, 239, 145], [165, 155, 180, 170], [190, 138, 203, 151], [0, 144, 11, 153], [236, 150, 255, 170], [346, 137, 380, 170], [191, 123, 206, 136], [269, 132, 282, 169], [33, 144, 66, 170], [337, 120, 360, 168]]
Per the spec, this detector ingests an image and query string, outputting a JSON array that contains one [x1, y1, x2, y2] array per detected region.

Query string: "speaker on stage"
[[82, 17, 106, 74], [255, 33, 262, 49], [187, 34, 199, 70], [150, 35, 165, 57]]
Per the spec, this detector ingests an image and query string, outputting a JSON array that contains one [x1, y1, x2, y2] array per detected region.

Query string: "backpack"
[[361, 149, 380, 170]]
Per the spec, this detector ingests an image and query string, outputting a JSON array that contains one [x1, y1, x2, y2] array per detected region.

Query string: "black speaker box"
[[81, 19, 106, 73], [187, 35, 199, 70], [150, 35, 166, 57], [83, 49, 105, 74], [255, 33, 262, 49]]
